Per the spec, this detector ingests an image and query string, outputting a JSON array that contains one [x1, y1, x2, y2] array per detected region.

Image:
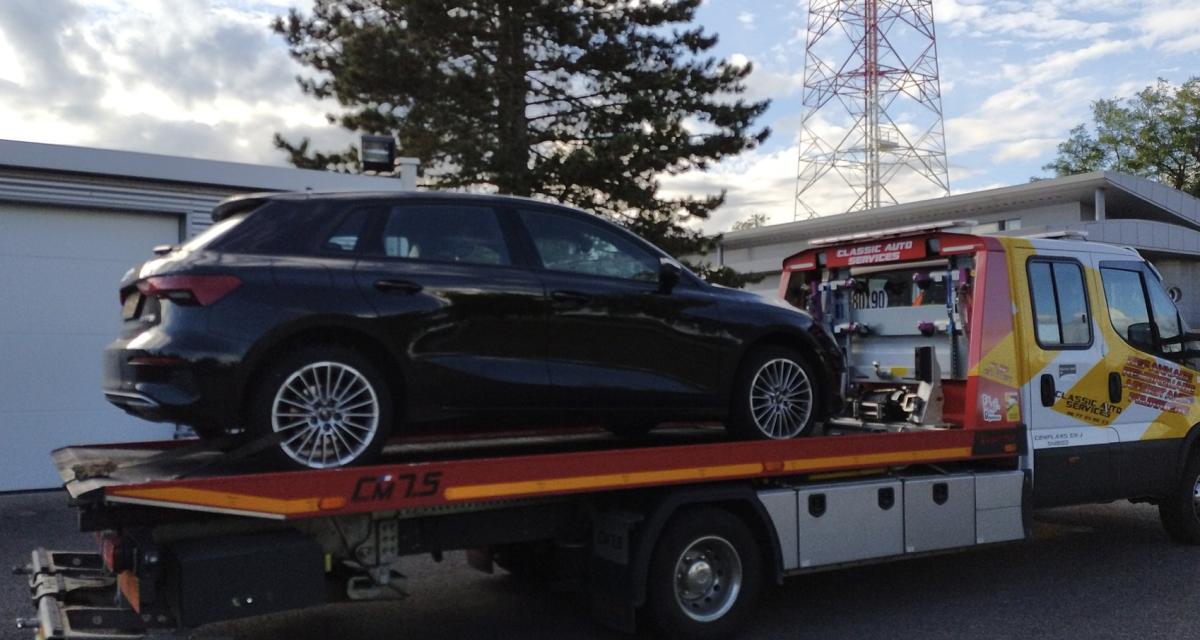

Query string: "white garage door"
[[0, 204, 180, 490]]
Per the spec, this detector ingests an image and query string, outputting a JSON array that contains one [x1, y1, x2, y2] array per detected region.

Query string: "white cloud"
[[992, 137, 1060, 163], [0, 0, 337, 165], [936, 0, 1113, 41], [737, 10, 754, 30], [735, 53, 804, 103], [1136, 4, 1200, 53]]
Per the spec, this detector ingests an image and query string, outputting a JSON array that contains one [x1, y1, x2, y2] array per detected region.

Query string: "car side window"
[[518, 209, 659, 282], [375, 204, 510, 266], [1028, 259, 1091, 348], [323, 208, 373, 254], [1100, 267, 1154, 350]]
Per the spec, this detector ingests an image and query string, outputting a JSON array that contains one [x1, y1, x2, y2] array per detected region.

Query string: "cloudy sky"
[[0, 1, 1196, 232]]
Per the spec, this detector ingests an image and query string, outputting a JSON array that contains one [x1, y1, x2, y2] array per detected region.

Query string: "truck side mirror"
[[658, 258, 682, 294], [1127, 322, 1156, 351]]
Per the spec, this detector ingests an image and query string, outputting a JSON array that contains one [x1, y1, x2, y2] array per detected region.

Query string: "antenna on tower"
[[793, 0, 950, 220]]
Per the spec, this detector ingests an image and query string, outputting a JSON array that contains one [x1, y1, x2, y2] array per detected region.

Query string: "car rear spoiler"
[[211, 193, 277, 221]]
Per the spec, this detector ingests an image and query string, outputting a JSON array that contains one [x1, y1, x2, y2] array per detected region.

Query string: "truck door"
[[1096, 260, 1198, 498], [1017, 249, 1119, 506]]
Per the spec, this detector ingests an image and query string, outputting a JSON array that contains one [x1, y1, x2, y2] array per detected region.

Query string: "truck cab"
[[779, 224, 1200, 508]]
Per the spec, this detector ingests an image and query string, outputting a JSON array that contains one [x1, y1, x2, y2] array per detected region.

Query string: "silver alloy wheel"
[[271, 361, 379, 469], [749, 357, 813, 438], [673, 535, 743, 623]]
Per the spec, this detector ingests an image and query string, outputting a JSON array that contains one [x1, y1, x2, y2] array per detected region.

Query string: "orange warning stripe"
[[443, 463, 764, 501], [109, 486, 323, 516], [444, 446, 976, 501], [781, 446, 973, 472]]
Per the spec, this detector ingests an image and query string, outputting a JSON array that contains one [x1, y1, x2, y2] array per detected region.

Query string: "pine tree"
[[273, 0, 769, 286]]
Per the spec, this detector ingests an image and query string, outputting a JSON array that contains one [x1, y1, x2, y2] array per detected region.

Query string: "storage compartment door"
[[796, 479, 903, 568], [903, 475, 975, 552]]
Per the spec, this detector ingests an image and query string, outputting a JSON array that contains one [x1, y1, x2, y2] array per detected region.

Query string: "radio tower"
[[793, 0, 950, 219]]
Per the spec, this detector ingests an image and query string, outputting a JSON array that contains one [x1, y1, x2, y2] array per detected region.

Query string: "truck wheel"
[[729, 346, 818, 440], [646, 508, 763, 640], [250, 345, 393, 470], [1159, 451, 1200, 544]]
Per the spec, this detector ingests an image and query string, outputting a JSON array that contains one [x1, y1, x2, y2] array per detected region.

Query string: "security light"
[[360, 135, 396, 173]]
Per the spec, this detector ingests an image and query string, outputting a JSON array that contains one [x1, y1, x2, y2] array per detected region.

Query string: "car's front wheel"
[[250, 345, 393, 469], [728, 346, 818, 440]]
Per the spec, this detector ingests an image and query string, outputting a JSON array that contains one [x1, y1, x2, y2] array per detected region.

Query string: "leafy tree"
[[1045, 78, 1200, 197], [272, 0, 770, 286], [731, 212, 769, 231]]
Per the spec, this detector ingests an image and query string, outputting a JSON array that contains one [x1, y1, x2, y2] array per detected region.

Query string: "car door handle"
[[374, 279, 423, 294], [1040, 374, 1056, 407], [1109, 372, 1122, 404], [551, 290, 590, 306]]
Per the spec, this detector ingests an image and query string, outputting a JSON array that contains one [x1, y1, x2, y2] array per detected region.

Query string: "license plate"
[[121, 292, 142, 320]]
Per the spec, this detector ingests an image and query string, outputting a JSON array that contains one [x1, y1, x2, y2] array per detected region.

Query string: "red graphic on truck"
[[826, 239, 926, 267]]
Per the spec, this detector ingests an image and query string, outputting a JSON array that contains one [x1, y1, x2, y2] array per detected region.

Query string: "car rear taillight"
[[137, 275, 241, 306]]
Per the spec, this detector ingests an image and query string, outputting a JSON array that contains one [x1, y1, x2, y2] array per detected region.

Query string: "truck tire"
[[249, 345, 393, 470], [728, 346, 819, 440], [1159, 451, 1200, 544], [646, 508, 763, 640]]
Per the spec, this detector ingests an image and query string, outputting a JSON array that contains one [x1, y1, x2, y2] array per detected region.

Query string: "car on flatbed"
[[103, 191, 843, 469]]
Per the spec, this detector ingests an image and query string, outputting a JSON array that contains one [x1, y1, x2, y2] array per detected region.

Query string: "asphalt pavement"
[[3, 490, 1199, 640]]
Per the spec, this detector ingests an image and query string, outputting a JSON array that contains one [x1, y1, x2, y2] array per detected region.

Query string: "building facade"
[[715, 172, 1200, 324], [0, 139, 418, 490]]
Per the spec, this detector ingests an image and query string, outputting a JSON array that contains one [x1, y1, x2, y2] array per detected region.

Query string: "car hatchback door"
[[513, 206, 724, 411], [350, 201, 549, 418]]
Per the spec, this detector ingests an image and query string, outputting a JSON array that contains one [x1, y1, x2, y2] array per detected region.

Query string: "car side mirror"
[[658, 258, 682, 294], [1127, 321, 1156, 351]]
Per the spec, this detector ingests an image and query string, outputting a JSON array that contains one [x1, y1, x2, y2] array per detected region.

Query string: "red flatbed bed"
[[55, 424, 1022, 521]]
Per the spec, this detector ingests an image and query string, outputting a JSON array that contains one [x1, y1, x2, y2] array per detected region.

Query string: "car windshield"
[[177, 213, 248, 253]]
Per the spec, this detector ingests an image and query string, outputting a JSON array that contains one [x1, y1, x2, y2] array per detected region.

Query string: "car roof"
[[211, 190, 588, 221]]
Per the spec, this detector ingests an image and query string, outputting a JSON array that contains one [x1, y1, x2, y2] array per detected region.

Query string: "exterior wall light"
[[360, 135, 397, 173]]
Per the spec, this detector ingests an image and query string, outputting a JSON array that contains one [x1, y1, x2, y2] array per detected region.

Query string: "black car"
[[104, 192, 844, 469]]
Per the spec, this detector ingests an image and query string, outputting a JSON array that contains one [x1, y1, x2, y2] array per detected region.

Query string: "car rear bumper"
[[102, 332, 241, 428]]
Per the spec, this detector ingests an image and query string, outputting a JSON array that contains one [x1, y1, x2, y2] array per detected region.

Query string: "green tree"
[[272, 0, 770, 286], [1045, 78, 1200, 197], [730, 212, 769, 231]]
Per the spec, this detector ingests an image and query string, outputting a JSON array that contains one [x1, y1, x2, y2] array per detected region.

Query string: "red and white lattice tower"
[[793, 0, 950, 219]]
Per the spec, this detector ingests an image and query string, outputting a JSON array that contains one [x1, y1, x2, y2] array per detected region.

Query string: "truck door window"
[[1100, 268, 1153, 349], [1028, 259, 1091, 348], [1146, 275, 1182, 345]]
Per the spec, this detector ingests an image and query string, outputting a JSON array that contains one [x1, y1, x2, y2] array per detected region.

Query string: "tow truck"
[[15, 224, 1200, 639]]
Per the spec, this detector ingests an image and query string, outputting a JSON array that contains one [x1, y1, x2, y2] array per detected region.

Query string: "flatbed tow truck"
[[15, 225, 1200, 639]]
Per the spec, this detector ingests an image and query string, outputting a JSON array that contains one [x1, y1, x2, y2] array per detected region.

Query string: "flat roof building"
[[714, 171, 1200, 324]]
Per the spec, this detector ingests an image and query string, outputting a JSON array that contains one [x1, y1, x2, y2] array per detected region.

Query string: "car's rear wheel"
[[250, 345, 393, 469], [728, 346, 818, 440]]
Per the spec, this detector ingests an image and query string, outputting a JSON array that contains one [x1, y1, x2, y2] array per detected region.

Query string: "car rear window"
[[178, 213, 247, 253], [206, 201, 330, 255]]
